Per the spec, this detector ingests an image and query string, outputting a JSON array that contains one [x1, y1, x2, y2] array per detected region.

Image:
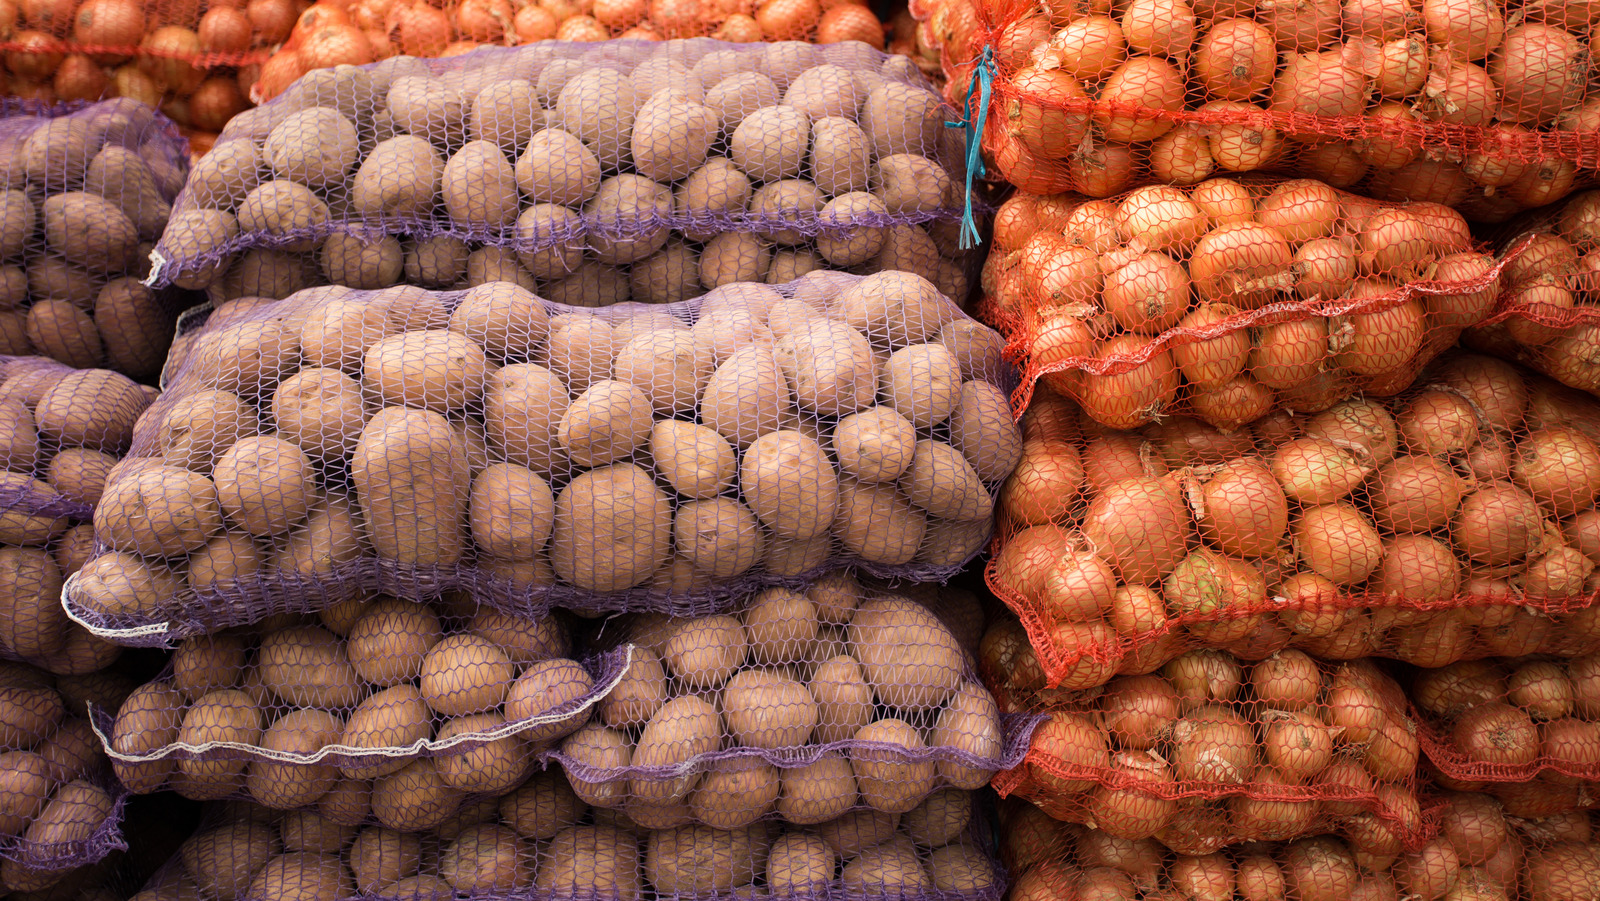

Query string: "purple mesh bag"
[[63, 271, 1022, 646], [127, 776, 1009, 901], [0, 660, 132, 894], [149, 40, 985, 310], [0, 99, 189, 383], [0, 355, 157, 677]]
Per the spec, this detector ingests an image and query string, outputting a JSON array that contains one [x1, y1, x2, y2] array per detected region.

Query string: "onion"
[[1001, 801, 1069, 873], [1172, 302, 1251, 389], [1050, 619, 1126, 689], [6, 29, 63, 80], [1157, 805, 1236, 856], [1245, 651, 1318, 711], [1519, 544, 1596, 600], [1566, 509, 1600, 562], [1042, 15, 1128, 82], [754, 0, 820, 39], [1236, 854, 1286, 901], [1421, 59, 1499, 126], [1069, 140, 1139, 197], [1190, 222, 1294, 308], [1060, 201, 1122, 252], [1438, 792, 1509, 864], [1513, 427, 1600, 518], [993, 528, 1114, 621], [1022, 233, 1100, 308], [1165, 549, 1267, 623], [1299, 141, 1371, 188], [1099, 675, 1178, 748], [513, 4, 557, 40], [1435, 354, 1529, 431], [1272, 50, 1372, 119], [113, 62, 161, 106], [1087, 752, 1178, 838], [1101, 252, 1191, 334], [1080, 473, 1190, 585], [1118, 186, 1209, 254], [1078, 867, 1139, 901], [1196, 459, 1290, 558], [1490, 24, 1588, 126], [1477, 606, 1555, 657], [1428, 252, 1503, 328], [1199, 101, 1287, 173], [1423, 0, 1505, 60], [1453, 481, 1546, 565], [1397, 389, 1479, 456], [1095, 56, 1185, 144], [1276, 572, 1350, 638], [994, 14, 1051, 68], [1494, 780, 1582, 818], [1001, 441, 1084, 527], [1525, 844, 1600, 901], [1121, 0, 1195, 58], [1011, 860, 1077, 901], [1007, 67, 1091, 160], [188, 76, 250, 132], [1033, 313, 1095, 399], [1162, 649, 1243, 707], [1370, 455, 1464, 534], [1076, 830, 1165, 885], [1273, 437, 1374, 505], [1171, 854, 1237, 901], [1354, 103, 1423, 170], [1504, 278, 1576, 346], [300, 23, 373, 68], [1170, 704, 1257, 782], [20, 0, 71, 33], [1397, 839, 1463, 901], [1256, 180, 1341, 246], [52, 53, 106, 101], [1479, 832, 1523, 886], [1539, 717, 1600, 777], [1250, 318, 1329, 389], [389, 0, 450, 54], [1149, 126, 1218, 185], [1194, 17, 1276, 99], [138, 26, 205, 95], [1261, 708, 1335, 779], [1454, 702, 1540, 767], [1081, 433, 1157, 494], [72, 0, 143, 63], [1507, 157, 1580, 209], [1310, 398, 1402, 463], [248, 0, 298, 44], [1284, 837, 1361, 901], [1080, 336, 1179, 431], [1374, 36, 1431, 96], [1517, 809, 1593, 843], [1029, 712, 1112, 794], [1108, 584, 1167, 641], [1149, 415, 1254, 465]]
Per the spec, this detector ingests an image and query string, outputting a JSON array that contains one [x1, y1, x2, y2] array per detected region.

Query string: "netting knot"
[[946, 44, 995, 252]]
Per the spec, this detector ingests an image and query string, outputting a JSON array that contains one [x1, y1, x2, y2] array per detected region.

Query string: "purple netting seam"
[[0, 483, 93, 520], [0, 771, 129, 869]]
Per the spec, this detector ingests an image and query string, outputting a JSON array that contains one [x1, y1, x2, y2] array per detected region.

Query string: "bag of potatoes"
[[151, 39, 981, 310], [98, 597, 627, 813], [553, 578, 1043, 830], [0, 100, 189, 382], [66, 270, 1023, 646]]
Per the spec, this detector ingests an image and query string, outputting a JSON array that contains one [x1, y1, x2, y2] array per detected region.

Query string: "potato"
[[587, 175, 673, 265], [42, 193, 138, 273], [485, 364, 569, 473], [212, 249, 317, 302], [236, 181, 330, 253], [516, 129, 601, 207], [504, 657, 595, 742], [629, 241, 700, 306], [265, 108, 360, 189], [468, 608, 568, 663], [842, 836, 932, 892], [612, 331, 709, 418], [0, 190, 34, 260], [175, 689, 262, 795], [839, 271, 961, 349], [247, 709, 344, 810], [673, 498, 764, 579], [95, 465, 223, 557], [179, 818, 281, 901], [212, 436, 317, 538], [244, 852, 351, 901], [297, 295, 392, 373], [556, 68, 639, 172], [623, 798, 694, 831], [371, 759, 464, 833], [833, 406, 917, 484], [948, 380, 1023, 484], [882, 343, 963, 430], [542, 261, 630, 307], [774, 318, 876, 417], [785, 64, 863, 119], [663, 615, 748, 688], [723, 669, 818, 749], [317, 776, 373, 827], [440, 824, 530, 893], [0, 400, 35, 473], [353, 408, 470, 567], [95, 279, 174, 381], [172, 633, 247, 700], [29, 257, 102, 311], [2, 781, 114, 889], [819, 808, 901, 859], [468, 77, 539, 150], [558, 379, 654, 469], [901, 439, 994, 521], [631, 696, 722, 804], [27, 299, 103, 369], [70, 551, 181, 621], [364, 329, 491, 415], [0, 547, 63, 668], [701, 345, 792, 450], [185, 316, 303, 399], [861, 82, 944, 158], [600, 646, 667, 728], [676, 157, 751, 243], [434, 714, 527, 795], [271, 369, 366, 461], [928, 682, 1003, 791], [751, 179, 824, 245], [0, 266, 23, 310], [768, 249, 821, 285], [470, 463, 555, 560], [699, 232, 771, 289], [742, 588, 820, 664], [185, 140, 263, 213], [688, 759, 781, 829], [541, 315, 617, 394], [0, 678, 61, 754], [767, 832, 836, 894], [833, 481, 927, 566], [387, 76, 467, 141], [406, 235, 469, 287], [349, 827, 422, 893], [340, 685, 431, 780], [873, 154, 952, 214], [157, 389, 260, 472], [347, 599, 441, 687], [646, 824, 766, 894], [537, 826, 642, 901], [550, 463, 672, 592], [561, 722, 634, 808], [730, 106, 810, 181], [443, 141, 520, 230], [449, 281, 550, 363], [420, 633, 514, 716], [816, 193, 890, 267], [280, 810, 355, 854], [384, 875, 455, 898], [632, 92, 718, 183], [320, 232, 403, 289], [268, 492, 366, 580], [0, 750, 51, 834], [35, 368, 146, 452], [257, 625, 363, 708], [497, 771, 584, 843], [350, 136, 443, 219]]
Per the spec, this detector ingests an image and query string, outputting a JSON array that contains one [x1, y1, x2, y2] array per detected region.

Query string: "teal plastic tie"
[[946, 44, 995, 251]]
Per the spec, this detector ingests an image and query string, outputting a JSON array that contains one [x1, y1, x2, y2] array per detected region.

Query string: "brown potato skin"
[[352, 408, 469, 567]]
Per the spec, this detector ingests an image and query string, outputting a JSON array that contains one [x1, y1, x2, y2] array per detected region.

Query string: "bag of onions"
[[1413, 656, 1600, 810], [998, 790, 1596, 901], [981, 177, 1527, 434], [988, 647, 1432, 856], [915, 0, 1598, 220], [1459, 188, 1600, 400], [982, 352, 1600, 693]]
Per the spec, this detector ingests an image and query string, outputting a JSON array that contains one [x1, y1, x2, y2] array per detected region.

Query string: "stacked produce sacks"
[[64, 33, 1044, 901]]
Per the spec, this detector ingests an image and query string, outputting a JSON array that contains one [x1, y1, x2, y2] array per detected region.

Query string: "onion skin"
[[1170, 704, 1257, 783], [1082, 476, 1189, 584], [1100, 674, 1179, 748], [1454, 702, 1540, 767], [1087, 752, 1178, 838], [1294, 503, 1384, 585], [1029, 712, 1112, 794], [1196, 459, 1289, 558], [1452, 482, 1546, 566]]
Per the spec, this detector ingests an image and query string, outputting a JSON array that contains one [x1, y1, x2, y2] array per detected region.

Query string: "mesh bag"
[[917, 0, 1600, 220], [127, 777, 1006, 901], [978, 177, 1529, 433], [152, 39, 982, 311], [988, 647, 1434, 855], [0, 98, 190, 383], [95, 601, 629, 810], [546, 583, 1041, 829], [0, 660, 131, 894], [63, 272, 1022, 645], [252, 0, 897, 100], [0, 356, 156, 677], [983, 349, 1600, 693]]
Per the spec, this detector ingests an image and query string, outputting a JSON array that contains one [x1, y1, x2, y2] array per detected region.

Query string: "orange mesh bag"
[[914, 0, 1600, 220], [125, 777, 1009, 901], [982, 352, 1600, 693], [978, 177, 1532, 434], [988, 643, 1434, 855], [995, 790, 1600, 901]]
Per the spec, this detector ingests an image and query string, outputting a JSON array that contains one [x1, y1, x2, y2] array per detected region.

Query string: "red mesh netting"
[[977, 177, 1528, 433], [982, 351, 1600, 693], [913, 0, 1600, 221], [997, 791, 1600, 901]]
